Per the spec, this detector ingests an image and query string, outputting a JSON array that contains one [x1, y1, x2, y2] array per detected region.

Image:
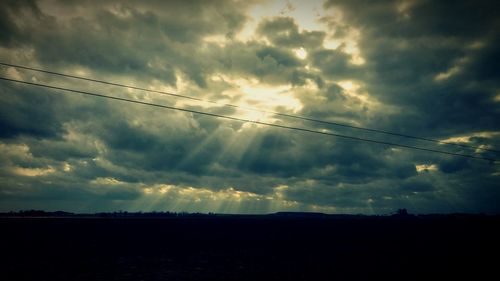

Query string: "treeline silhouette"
[[1, 209, 494, 219], [1, 209, 217, 218]]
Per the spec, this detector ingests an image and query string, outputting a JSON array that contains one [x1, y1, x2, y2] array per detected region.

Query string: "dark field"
[[1, 215, 499, 280]]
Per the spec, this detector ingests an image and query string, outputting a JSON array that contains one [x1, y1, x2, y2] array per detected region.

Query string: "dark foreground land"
[[1, 213, 499, 280]]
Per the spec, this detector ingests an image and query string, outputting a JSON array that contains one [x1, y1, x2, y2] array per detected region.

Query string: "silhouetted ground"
[[1, 214, 499, 280]]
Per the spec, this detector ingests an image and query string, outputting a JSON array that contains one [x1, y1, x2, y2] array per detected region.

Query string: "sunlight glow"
[[493, 94, 500, 102], [91, 177, 125, 185], [338, 80, 372, 104], [337, 80, 381, 108], [5, 67, 23, 80], [0, 143, 32, 159], [396, 0, 417, 20], [11, 166, 56, 177], [63, 162, 72, 172], [321, 5, 366, 65], [467, 40, 486, 50], [239, 110, 273, 122], [350, 55, 366, 65], [240, 84, 301, 110], [294, 47, 308, 59], [416, 164, 438, 173], [441, 131, 500, 143], [128, 182, 317, 214], [215, 77, 303, 123], [440, 131, 499, 153], [203, 34, 227, 47], [338, 80, 359, 91], [435, 66, 460, 81], [434, 57, 468, 81], [0, 143, 58, 177]]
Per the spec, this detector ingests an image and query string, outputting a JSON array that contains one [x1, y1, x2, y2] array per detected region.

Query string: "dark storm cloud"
[[324, 0, 500, 135], [0, 83, 64, 138], [207, 40, 314, 86], [0, 0, 254, 87], [309, 48, 363, 79], [0, 0, 499, 214]]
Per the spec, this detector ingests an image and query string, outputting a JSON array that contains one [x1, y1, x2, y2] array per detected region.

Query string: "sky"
[[0, 0, 499, 214]]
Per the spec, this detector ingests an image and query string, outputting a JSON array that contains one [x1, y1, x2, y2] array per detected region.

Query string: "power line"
[[1, 76, 498, 163], [1, 61, 497, 154]]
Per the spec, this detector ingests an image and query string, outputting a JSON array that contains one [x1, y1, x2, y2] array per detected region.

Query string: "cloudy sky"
[[1, 0, 499, 214]]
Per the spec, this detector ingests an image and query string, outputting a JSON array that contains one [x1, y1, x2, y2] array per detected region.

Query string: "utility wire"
[[1, 61, 497, 154], [1, 76, 498, 163]]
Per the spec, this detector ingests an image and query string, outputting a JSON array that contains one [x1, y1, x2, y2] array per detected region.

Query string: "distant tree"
[[396, 208, 409, 216]]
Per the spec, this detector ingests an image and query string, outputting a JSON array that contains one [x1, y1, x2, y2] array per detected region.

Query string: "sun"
[[294, 47, 308, 60], [218, 77, 303, 123]]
